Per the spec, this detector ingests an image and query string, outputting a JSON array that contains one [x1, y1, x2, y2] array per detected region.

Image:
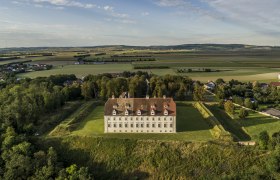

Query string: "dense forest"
[[0, 73, 279, 179]]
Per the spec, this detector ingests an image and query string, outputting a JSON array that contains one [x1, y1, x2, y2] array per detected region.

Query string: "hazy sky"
[[1, 0, 280, 47]]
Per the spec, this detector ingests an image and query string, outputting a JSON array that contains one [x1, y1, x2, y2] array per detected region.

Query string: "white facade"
[[104, 115, 176, 133]]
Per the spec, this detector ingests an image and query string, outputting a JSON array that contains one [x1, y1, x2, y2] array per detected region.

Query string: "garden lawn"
[[71, 103, 214, 141], [235, 107, 280, 140]]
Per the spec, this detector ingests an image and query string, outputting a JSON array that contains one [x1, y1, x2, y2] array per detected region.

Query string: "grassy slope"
[[38, 136, 269, 179], [69, 103, 214, 141], [207, 105, 251, 141], [235, 107, 280, 140]]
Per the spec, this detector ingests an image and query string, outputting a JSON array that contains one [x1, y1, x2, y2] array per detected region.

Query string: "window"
[[136, 124, 139, 128], [170, 117, 173, 121], [164, 124, 167, 128], [119, 117, 121, 120], [164, 110, 168, 116], [125, 118, 127, 121], [151, 110, 155, 116], [146, 124, 150, 128], [113, 124, 116, 128], [131, 124, 134, 128], [125, 124, 128, 128], [108, 123, 111, 127], [158, 124, 161, 128], [107, 118, 110, 121], [113, 117, 115, 120], [152, 118, 155, 121], [137, 110, 141, 115], [170, 124, 173, 128], [119, 130, 122, 132], [119, 123, 122, 128], [152, 124, 155, 128], [164, 118, 166, 121], [141, 124, 144, 128], [141, 117, 143, 121], [136, 117, 138, 120]]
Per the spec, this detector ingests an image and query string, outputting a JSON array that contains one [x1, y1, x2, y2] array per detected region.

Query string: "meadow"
[[18, 50, 280, 82]]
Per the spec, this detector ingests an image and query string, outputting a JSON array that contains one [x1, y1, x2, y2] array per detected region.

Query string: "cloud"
[[156, 0, 186, 7], [23, 0, 96, 9], [104, 5, 114, 11], [204, 0, 280, 33], [141, 12, 150, 16]]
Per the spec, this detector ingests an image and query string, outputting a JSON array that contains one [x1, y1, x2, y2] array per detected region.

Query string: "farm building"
[[104, 96, 176, 133]]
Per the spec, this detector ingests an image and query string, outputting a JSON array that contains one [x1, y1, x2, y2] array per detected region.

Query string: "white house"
[[104, 96, 176, 133]]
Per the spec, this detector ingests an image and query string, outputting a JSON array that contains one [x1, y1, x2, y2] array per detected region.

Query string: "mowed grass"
[[71, 103, 214, 141], [234, 107, 280, 140]]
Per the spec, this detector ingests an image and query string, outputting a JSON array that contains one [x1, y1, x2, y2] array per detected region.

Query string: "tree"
[[244, 98, 253, 109], [239, 108, 249, 119], [224, 100, 234, 115], [258, 131, 270, 150], [81, 81, 95, 100], [193, 83, 205, 101]]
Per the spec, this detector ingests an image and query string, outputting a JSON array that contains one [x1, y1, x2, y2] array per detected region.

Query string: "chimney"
[[146, 95, 149, 99]]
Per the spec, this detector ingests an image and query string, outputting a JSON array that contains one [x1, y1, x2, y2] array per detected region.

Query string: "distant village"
[[0, 62, 53, 81]]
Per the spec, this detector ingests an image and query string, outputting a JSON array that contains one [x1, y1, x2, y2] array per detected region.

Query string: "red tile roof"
[[270, 82, 280, 87], [104, 98, 176, 116]]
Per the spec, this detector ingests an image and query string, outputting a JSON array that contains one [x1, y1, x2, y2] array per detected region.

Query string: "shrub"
[[239, 108, 249, 119]]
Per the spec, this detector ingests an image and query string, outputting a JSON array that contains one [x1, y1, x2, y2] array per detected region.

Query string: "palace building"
[[104, 96, 176, 133]]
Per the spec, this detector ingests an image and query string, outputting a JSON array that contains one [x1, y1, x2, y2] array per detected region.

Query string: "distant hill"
[[1, 44, 279, 53]]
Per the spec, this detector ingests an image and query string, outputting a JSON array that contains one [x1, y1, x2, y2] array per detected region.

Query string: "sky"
[[0, 0, 280, 47]]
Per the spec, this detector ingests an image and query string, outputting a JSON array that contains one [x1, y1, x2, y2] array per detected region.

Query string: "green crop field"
[[64, 103, 214, 141], [17, 51, 280, 82]]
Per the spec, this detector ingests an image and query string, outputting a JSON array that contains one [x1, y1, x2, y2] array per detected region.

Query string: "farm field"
[[18, 50, 280, 82], [56, 103, 214, 141]]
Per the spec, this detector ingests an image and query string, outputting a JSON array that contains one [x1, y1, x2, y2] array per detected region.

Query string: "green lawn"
[[234, 107, 280, 140], [70, 103, 214, 141], [207, 105, 251, 141]]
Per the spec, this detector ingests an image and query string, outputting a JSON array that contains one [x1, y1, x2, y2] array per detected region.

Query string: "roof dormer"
[[113, 104, 118, 109], [137, 109, 141, 116], [125, 103, 130, 109], [125, 109, 129, 116], [112, 109, 117, 116], [151, 109, 155, 116], [164, 109, 168, 116], [151, 103, 156, 110]]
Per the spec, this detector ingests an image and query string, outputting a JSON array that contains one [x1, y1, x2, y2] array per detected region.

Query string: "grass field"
[[234, 107, 280, 140], [18, 51, 280, 82], [68, 103, 214, 141]]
